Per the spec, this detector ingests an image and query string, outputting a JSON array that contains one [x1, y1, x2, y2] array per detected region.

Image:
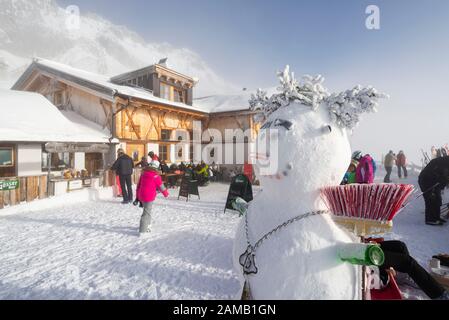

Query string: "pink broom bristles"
[[321, 184, 414, 223]]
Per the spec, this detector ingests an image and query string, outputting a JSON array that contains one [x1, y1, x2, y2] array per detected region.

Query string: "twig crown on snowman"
[[249, 65, 388, 130]]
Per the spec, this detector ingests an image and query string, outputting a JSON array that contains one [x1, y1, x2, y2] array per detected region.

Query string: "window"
[[159, 145, 169, 162], [161, 129, 172, 141], [42, 147, 72, 171], [174, 88, 185, 103], [0, 148, 14, 167], [138, 76, 143, 87], [160, 83, 171, 100]]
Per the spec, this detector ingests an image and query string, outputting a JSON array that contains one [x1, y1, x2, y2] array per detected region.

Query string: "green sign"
[[0, 179, 19, 191]]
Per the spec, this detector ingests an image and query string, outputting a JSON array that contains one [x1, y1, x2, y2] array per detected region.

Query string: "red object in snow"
[[243, 163, 253, 182], [370, 274, 403, 300], [116, 175, 122, 197]]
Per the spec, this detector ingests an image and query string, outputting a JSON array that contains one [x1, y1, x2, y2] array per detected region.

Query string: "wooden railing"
[[0, 169, 143, 210], [0, 175, 48, 209], [101, 169, 142, 187]]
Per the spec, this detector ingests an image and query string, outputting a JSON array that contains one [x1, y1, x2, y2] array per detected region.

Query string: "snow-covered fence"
[[0, 175, 48, 209]]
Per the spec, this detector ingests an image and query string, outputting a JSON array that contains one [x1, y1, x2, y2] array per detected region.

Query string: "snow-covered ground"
[[0, 183, 244, 300], [0, 168, 447, 300]]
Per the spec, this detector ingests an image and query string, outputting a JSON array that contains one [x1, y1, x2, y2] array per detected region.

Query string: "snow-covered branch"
[[326, 86, 389, 130], [249, 65, 388, 130]]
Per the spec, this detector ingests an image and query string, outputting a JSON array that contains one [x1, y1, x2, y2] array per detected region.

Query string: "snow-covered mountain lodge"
[[11, 58, 258, 166]]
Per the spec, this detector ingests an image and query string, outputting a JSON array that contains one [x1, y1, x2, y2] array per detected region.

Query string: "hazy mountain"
[[0, 0, 238, 96]]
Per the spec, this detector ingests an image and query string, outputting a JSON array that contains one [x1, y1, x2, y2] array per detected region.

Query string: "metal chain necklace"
[[239, 209, 328, 275]]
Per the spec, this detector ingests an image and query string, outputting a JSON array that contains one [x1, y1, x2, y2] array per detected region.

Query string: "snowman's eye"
[[273, 119, 293, 130]]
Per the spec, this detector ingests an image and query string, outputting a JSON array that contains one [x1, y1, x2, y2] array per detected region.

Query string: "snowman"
[[233, 66, 387, 300]]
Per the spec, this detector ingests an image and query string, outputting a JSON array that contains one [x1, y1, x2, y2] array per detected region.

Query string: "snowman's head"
[[254, 101, 350, 194], [250, 66, 387, 196]]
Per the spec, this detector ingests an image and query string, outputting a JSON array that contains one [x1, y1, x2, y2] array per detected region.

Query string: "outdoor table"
[[161, 173, 183, 187]]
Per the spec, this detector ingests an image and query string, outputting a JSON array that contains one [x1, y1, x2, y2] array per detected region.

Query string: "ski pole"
[[399, 182, 440, 211]]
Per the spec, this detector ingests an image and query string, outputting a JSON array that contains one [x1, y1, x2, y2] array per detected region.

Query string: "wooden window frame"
[[160, 82, 171, 101], [173, 87, 186, 103], [0, 147, 15, 168], [160, 128, 173, 141], [158, 144, 171, 162]]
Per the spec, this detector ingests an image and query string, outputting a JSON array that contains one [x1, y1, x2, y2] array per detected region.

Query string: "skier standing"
[[111, 149, 135, 204], [396, 151, 408, 179], [383, 151, 396, 183], [356, 154, 375, 184], [418, 156, 449, 225], [136, 162, 169, 234]]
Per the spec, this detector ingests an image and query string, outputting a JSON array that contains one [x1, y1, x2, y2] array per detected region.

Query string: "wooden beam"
[[100, 99, 112, 130], [124, 108, 141, 140], [234, 116, 245, 130], [147, 110, 160, 140]]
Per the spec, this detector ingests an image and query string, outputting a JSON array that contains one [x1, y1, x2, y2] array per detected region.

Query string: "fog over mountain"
[[0, 0, 238, 96]]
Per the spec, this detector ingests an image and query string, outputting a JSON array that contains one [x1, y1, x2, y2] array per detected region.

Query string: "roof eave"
[[13, 60, 117, 101]]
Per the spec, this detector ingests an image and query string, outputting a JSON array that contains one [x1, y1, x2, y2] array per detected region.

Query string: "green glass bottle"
[[338, 243, 385, 266]]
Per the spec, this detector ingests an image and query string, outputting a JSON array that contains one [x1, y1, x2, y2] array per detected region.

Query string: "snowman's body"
[[233, 103, 362, 300]]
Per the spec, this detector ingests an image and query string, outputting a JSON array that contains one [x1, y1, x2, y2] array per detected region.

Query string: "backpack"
[[356, 155, 374, 184]]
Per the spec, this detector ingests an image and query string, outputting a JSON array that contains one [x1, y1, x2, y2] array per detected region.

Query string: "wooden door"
[[85, 153, 103, 176]]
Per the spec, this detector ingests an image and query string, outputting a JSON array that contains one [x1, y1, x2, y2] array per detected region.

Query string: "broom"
[[321, 184, 415, 235]]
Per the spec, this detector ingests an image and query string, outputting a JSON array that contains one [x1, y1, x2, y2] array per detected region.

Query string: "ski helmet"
[[352, 151, 362, 161]]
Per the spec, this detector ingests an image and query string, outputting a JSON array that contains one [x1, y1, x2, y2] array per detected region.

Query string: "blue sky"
[[55, 0, 449, 89], [55, 0, 449, 163]]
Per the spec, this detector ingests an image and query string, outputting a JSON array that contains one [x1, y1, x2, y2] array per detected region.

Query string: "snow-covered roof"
[[0, 89, 111, 143], [194, 93, 253, 113], [194, 87, 277, 114], [12, 58, 210, 114]]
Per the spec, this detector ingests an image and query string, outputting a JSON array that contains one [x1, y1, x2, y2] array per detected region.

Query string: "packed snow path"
[[0, 183, 243, 299], [0, 170, 448, 300]]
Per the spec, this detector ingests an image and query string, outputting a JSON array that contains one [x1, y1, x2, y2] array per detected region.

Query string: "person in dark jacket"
[[111, 148, 135, 204], [368, 239, 448, 300], [418, 156, 449, 225]]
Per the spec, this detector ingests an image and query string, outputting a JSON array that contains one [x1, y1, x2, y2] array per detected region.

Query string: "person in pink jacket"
[[356, 154, 375, 184], [136, 163, 169, 234]]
